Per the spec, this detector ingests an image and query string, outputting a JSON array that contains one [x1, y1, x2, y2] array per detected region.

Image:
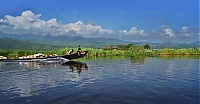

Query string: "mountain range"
[[0, 38, 64, 50], [0, 32, 199, 50], [0, 32, 127, 48]]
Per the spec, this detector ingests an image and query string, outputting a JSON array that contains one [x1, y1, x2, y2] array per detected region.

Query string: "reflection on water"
[[19, 61, 88, 70], [62, 61, 88, 76], [0, 57, 199, 103], [0, 61, 88, 98], [18, 61, 88, 77], [130, 56, 146, 64]]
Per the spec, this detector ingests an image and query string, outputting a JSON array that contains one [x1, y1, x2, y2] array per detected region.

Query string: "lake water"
[[0, 57, 199, 103]]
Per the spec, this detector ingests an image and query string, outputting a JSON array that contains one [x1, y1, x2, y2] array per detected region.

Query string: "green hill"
[[0, 32, 128, 48], [0, 38, 64, 50]]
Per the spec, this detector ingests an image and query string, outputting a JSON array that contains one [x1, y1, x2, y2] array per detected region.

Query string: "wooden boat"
[[60, 51, 88, 60], [0, 51, 88, 62]]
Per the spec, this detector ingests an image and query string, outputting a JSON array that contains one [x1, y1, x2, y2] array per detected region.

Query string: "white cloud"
[[0, 10, 114, 38], [181, 27, 189, 32], [3, 10, 42, 30], [153, 25, 198, 42], [119, 27, 147, 36], [159, 25, 175, 38], [159, 25, 194, 38], [64, 21, 113, 35], [118, 27, 149, 42], [0, 19, 3, 22], [179, 26, 193, 37], [0, 10, 198, 43], [163, 28, 175, 37]]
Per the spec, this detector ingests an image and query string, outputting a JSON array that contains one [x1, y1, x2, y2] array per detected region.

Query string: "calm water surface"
[[0, 57, 199, 103]]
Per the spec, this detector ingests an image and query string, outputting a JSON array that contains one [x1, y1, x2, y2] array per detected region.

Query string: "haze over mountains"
[[0, 32, 199, 50]]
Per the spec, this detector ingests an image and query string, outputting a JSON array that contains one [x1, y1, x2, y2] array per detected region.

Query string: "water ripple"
[[0, 57, 199, 103]]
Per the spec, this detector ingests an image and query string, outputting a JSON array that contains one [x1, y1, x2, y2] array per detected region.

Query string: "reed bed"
[[0, 47, 199, 59]]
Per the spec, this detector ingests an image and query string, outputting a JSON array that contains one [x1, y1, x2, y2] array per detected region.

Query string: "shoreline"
[[0, 48, 200, 59]]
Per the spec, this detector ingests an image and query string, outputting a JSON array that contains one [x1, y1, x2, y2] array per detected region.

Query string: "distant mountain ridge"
[[0, 38, 64, 50], [0, 32, 127, 48], [132, 41, 199, 49], [0, 32, 199, 49]]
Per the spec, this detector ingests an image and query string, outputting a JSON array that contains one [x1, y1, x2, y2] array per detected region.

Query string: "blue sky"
[[0, 0, 199, 43]]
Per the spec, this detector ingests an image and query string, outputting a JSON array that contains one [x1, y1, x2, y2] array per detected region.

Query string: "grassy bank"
[[0, 48, 199, 59], [83, 48, 200, 57]]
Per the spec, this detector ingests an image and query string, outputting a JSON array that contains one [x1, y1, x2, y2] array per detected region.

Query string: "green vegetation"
[[85, 47, 200, 57], [155, 48, 200, 55], [0, 43, 199, 59], [0, 48, 200, 58]]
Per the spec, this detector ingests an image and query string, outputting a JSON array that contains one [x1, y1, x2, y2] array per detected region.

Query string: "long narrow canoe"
[[60, 51, 88, 60], [0, 51, 88, 62]]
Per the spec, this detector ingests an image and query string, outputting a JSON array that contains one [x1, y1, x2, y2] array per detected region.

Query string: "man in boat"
[[68, 49, 74, 54], [77, 45, 85, 55]]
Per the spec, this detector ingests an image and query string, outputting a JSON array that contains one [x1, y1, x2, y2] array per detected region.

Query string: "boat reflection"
[[19, 61, 88, 75], [62, 61, 88, 75]]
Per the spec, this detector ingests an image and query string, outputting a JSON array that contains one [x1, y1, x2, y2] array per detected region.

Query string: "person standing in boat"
[[77, 45, 85, 55], [77, 45, 82, 55]]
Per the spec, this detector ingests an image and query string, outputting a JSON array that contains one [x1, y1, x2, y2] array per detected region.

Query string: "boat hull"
[[60, 51, 88, 60]]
